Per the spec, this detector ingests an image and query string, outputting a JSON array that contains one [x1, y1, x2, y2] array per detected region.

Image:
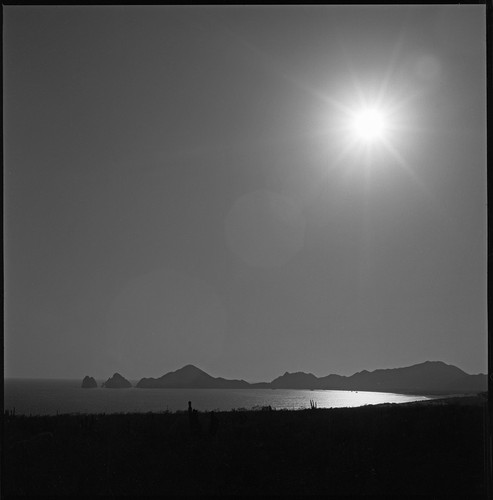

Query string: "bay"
[[4, 379, 440, 416]]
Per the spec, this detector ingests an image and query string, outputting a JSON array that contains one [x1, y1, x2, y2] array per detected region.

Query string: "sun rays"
[[307, 54, 430, 196]]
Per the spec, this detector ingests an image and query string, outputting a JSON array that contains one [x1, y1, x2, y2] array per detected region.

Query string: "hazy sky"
[[4, 6, 486, 381]]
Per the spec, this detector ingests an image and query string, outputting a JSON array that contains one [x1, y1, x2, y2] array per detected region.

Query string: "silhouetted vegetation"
[[2, 396, 487, 496]]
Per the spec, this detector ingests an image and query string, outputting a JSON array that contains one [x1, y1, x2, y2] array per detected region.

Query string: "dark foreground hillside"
[[2, 396, 488, 497]]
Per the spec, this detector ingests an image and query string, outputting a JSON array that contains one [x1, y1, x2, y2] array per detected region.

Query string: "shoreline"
[[4, 391, 484, 418]]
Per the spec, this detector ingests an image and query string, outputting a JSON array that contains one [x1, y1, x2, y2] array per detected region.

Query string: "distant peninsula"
[[133, 361, 487, 394], [137, 364, 250, 389], [102, 373, 132, 388]]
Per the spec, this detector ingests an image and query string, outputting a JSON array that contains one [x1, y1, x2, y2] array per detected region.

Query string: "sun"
[[350, 108, 388, 143], [311, 59, 420, 177]]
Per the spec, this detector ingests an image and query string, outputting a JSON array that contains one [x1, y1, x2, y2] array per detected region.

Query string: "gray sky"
[[4, 5, 486, 381]]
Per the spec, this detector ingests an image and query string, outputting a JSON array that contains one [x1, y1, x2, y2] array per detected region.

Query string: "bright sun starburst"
[[350, 108, 388, 143], [301, 37, 424, 181], [294, 35, 427, 190], [318, 86, 415, 176]]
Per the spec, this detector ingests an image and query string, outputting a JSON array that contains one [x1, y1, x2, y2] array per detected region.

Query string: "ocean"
[[4, 379, 437, 415]]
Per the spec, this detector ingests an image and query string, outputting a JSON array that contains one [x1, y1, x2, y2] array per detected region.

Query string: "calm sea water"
[[4, 379, 438, 415]]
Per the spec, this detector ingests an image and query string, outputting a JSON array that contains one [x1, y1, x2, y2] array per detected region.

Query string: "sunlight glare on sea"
[[4, 379, 436, 415]]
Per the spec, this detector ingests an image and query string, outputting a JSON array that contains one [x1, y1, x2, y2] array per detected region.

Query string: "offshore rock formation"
[[81, 376, 97, 388], [102, 373, 132, 388]]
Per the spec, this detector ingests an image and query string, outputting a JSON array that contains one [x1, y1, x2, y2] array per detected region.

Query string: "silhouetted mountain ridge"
[[134, 361, 486, 393], [270, 371, 319, 389], [102, 373, 132, 388], [136, 364, 250, 389]]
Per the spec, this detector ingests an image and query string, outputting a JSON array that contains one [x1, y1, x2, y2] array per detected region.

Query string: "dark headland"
[[95, 360, 486, 394], [101, 373, 132, 388], [3, 394, 487, 496]]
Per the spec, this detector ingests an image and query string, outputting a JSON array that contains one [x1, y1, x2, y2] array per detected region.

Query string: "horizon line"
[[4, 359, 486, 382]]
